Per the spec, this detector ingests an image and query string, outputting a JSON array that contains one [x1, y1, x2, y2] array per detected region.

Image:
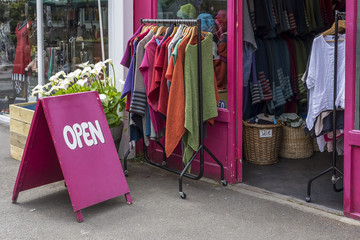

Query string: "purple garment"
[[120, 25, 143, 68], [121, 41, 138, 99]]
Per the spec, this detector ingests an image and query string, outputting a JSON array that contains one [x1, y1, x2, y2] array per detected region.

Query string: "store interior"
[[240, 0, 345, 212]]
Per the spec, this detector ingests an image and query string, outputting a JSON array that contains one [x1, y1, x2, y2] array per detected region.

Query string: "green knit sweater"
[[182, 33, 218, 168]]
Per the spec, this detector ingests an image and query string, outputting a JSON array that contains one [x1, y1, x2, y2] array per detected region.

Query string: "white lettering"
[[73, 123, 84, 148], [63, 120, 105, 150], [81, 122, 94, 147], [63, 125, 77, 150], [88, 120, 105, 145]]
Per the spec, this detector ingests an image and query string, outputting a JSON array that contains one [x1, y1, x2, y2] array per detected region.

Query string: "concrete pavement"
[[1, 121, 360, 240]]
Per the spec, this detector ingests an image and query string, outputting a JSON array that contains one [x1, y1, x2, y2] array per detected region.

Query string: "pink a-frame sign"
[[12, 91, 132, 222]]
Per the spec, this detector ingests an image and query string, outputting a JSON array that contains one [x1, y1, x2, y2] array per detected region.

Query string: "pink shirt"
[[139, 36, 165, 135]]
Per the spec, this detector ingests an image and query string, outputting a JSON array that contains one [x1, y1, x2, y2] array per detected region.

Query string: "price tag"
[[259, 129, 272, 138]]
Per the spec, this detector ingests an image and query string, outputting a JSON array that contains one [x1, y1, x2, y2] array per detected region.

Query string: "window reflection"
[[0, 0, 108, 108], [157, 0, 228, 109]]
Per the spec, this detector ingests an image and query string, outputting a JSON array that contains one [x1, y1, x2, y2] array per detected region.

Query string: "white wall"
[[108, 0, 135, 159], [108, 0, 133, 90]]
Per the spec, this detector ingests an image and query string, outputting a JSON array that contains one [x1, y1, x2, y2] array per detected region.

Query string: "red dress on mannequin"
[[12, 20, 32, 95]]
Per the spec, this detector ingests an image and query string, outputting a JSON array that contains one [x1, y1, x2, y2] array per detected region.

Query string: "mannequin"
[[12, 11, 32, 97]]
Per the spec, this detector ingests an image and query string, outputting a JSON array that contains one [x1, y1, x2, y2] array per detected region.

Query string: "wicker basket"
[[279, 125, 313, 159], [243, 121, 282, 165]]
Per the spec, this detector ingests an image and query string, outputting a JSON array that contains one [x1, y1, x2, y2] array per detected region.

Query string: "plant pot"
[[110, 123, 124, 152]]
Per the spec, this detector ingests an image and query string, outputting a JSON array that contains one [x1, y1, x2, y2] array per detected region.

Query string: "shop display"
[[121, 18, 227, 198]]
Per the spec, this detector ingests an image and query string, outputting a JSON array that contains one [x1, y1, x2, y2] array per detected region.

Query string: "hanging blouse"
[[305, 34, 346, 132]]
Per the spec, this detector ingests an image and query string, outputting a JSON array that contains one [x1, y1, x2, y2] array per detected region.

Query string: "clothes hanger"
[[183, 26, 194, 38], [189, 26, 198, 43], [170, 27, 179, 37], [322, 20, 346, 37], [170, 26, 178, 38], [140, 25, 149, 34], [151, 25, 159, 33], [155, 26, 166, 37]]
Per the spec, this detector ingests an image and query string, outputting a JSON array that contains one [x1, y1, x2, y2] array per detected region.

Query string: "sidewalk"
[[1, 121, 360, 240]]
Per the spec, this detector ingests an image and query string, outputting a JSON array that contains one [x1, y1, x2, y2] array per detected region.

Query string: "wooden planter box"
[[9, 102, 36, 161]]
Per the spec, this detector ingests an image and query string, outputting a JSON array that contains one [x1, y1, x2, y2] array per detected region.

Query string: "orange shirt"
[[165, 36, 189, 158]]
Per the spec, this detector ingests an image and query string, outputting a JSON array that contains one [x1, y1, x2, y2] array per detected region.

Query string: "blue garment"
[[146, 105, 151, 137], [243, 42, 253, 88], [121, 41, 139, 99], [159, 24, 174, 47]]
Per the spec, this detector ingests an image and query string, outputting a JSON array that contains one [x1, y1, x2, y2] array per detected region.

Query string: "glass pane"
[[157, 0, 228, 109], [41, 0, 108, 84], [0, 1, 36, 111], [356, 0, 360, 129]]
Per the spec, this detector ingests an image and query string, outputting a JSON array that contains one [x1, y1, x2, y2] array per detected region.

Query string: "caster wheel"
[[162, 161, 167, 166], [179, 192, 187, 199], [221, 180, 228, 186], [305, 196, 311, 202], [124, 170, 128, 177]]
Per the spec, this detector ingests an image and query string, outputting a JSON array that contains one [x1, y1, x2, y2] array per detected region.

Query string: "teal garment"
[[172, 37, 183, 64], [182, 33, 218, 169], [48, 48, 53, 80]]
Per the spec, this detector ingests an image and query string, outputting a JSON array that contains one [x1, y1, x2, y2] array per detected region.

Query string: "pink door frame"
[[133, 0, 241, 184], [133, 0, 360, 220], [344, 0, 360, 221]]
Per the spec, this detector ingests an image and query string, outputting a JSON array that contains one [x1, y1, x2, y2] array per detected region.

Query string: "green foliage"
[[32, 59, 125, 128]]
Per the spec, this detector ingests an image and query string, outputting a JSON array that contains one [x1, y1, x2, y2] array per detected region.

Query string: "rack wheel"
[[124, 170, 128, 177], [179, 192, 186, 199], [162, 161, 167, 166], [221, 180, 228, 186], [305, 196, 311, 202]]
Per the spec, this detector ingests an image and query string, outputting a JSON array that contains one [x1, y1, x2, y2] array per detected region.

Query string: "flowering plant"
[[32, 59, 126, 128]]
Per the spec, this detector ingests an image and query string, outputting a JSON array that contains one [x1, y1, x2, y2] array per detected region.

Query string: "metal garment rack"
[[122, 18, 227, 199], [306, 11, 345, 202]]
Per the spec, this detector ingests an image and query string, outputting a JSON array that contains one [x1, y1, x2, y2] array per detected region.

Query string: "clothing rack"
[[306, 11, 345, 202], [122, 18, 227, 199]]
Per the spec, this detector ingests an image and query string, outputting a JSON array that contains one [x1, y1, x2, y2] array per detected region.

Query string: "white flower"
[[43, 85, 63, 96], [74, 69, 82, 77], [99, 94, 107, 102], [90, 67, 102, 75], [95, 61, 106, 69], [60, 79, 71, 90], [76, 79, 88, 87], [31, 85, 44, 96], [49, 75, 58, 82], [103, 59, 113, 65], [66, 72, 76, 81], [55, 71, 66, 78], [81, 67, 92, 77], [78, 61, 90, 68]]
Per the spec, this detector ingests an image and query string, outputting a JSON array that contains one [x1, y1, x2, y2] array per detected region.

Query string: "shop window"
[[0, 1, 36, 111], [157, 0, 228, 109], [0, 0, 108, 111], [40, 0, 109, 91]]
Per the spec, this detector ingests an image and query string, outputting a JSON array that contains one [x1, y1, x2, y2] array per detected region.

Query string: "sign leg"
[[12, 192, 19, 203], [125, 193, 132, 204], [75, 210, 84, 223]]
